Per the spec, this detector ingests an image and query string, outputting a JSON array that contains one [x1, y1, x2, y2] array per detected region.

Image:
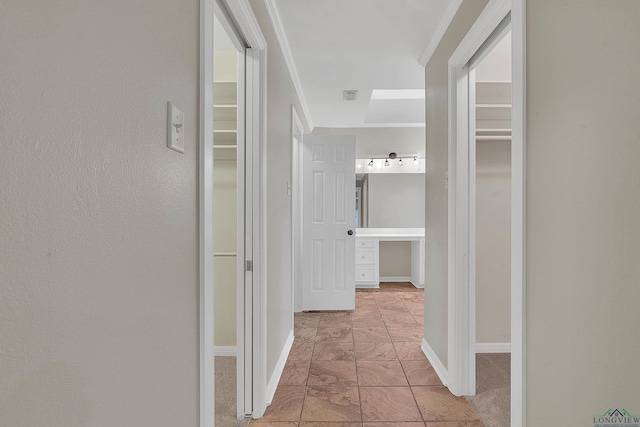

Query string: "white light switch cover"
[[167, 101, 185, 153]]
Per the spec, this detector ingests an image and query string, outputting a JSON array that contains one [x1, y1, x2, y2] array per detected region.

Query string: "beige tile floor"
[[250, 283, 483, 427]]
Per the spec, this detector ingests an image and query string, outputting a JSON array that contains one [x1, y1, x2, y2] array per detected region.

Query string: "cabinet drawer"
[[355, 267, 377, 282], [356, 239, 377, 248], [355, 249, 376, 264]]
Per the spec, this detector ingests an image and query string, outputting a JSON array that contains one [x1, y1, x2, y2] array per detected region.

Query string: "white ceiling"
[[272, 0, 454, 128]]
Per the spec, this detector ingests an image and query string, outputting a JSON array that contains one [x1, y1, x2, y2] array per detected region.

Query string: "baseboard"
[[475, 342, 511, 353], [355, 283, 380, 289], [214, 346, 237, 356], [379, 276, 412, 282], [422, 338, 449, 386], [410, 280, 425, 289], [265, 330, 294, 405]]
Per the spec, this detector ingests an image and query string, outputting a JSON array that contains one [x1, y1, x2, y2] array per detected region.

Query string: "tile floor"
[[250, 283, 483, 426]]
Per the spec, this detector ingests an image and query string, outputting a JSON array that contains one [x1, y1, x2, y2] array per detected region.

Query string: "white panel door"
[[302, 134, 356, 311]]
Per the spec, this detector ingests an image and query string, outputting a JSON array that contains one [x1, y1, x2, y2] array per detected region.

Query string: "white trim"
[[291, 106, 304, 313], [446, 0, 526, 422], [418, 0, 464, 66], [223, 0, 266, 50], [410, 280, 425, 289], [355, 283, 380, 289], [263, 0, 314, 131], [448, 0, 512, 397], [256, 46, 270, 419], [235, 47, 248, 420], [422, 338, 449, 386], [475, 343, 511, 353], [511, 0, 527, 425], [379, 276, 412, 283], [214, 346, 239, 356], [265, 330, 294, 405], [199, 1, 215, 426], [319, 122, 425, 129]]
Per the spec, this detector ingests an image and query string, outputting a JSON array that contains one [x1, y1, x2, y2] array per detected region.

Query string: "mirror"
[[355, 172, 425, 229]]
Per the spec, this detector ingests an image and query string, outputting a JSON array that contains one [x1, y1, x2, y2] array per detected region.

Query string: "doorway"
[[201, 0, 268, 424], [213, 10, 245, 424], [465, 29, 512, 426], [446, 0, 525, 424]]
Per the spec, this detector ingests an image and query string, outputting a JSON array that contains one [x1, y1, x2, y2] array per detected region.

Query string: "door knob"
[[347, 229, 354, 236]]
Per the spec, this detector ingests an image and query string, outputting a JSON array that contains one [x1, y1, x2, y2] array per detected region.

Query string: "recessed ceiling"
[[272, 0, 454, 128]]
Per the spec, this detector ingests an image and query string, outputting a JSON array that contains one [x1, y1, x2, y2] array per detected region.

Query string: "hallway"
[[250, 284, 482, 426]]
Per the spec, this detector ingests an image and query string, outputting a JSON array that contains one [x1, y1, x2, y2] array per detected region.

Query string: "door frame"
[[447, 0, 526, 425], [199, 0, 215, 425], [200, 0, 267, 424], [291, 106, 304, 313]]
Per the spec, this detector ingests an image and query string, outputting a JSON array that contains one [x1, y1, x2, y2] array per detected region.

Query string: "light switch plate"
[[167, 101, 185, 153]]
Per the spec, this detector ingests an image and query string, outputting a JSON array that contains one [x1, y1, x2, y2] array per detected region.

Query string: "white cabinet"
[[355, 238, 379, 286]]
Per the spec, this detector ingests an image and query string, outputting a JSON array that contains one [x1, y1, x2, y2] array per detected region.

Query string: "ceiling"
[[272, 0, 455, 129]]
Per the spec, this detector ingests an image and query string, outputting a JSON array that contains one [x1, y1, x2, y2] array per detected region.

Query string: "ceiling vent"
[[343, 90, 358, 101]]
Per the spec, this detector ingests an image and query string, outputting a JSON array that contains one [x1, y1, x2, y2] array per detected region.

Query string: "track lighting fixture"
[[363, 153, 419, 167]]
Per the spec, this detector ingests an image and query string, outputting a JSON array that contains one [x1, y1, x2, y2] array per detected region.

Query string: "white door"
[[302, 134, 356, 311]]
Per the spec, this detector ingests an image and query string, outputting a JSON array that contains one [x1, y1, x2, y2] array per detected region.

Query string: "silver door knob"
[[347, 229, 354, 236]]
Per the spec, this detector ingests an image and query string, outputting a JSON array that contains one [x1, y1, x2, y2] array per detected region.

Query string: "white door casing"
[[446, 0, 526, 425], [302, 134, 356, 311]]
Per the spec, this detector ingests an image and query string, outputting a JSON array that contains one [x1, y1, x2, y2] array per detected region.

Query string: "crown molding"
[[418, 0, 463, 66], [263, 0, 315, 131]]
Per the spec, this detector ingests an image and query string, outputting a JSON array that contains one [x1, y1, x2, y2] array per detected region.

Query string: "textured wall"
[[423, 0, 489, 369], [0, 0, 199, 425], [526, 0, 640, 424]]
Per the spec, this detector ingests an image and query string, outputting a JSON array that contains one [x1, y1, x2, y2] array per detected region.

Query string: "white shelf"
[[476, 135, 512, 141], [476, 103, 512, 108]]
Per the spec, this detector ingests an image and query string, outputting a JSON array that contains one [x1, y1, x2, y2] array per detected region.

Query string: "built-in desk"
[[355, 228, 425, 288]]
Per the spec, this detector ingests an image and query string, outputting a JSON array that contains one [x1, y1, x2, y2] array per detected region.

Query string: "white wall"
[[214, 159, 237, 347], [474, 32, 511, 82], [379, 242, 412, 278], [0, 0, 199, 425], [367, 173, 424, 280], [313, 126, 426, 158], [424, 0, 489, 369], [367, 174, 425, 228], [527, 1, 640, 424], [213, 46, 238, 348], [475, 141, 511, 344], [249, 0, 312, 387]]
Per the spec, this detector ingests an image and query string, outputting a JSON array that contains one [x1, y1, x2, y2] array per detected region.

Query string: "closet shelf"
[[476, 103, 512, 108], [476, 135, 512, 141]]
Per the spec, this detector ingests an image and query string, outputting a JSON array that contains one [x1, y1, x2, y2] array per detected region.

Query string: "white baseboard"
[[265, 330, 294, 405], [355, 283, 380, 289], [475, 342, 511, 353], [380, 276, 412, 282], [214, 346, 237, 356], [410, 280, 425, 289], [422, 338, 449, 386]]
